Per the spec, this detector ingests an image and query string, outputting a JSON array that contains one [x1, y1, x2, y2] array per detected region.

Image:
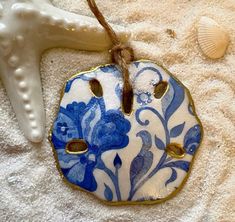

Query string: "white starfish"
[[0, 0, 129, 143]]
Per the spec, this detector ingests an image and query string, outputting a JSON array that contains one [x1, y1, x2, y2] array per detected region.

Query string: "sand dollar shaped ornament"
[[49, 60, 203, 204]]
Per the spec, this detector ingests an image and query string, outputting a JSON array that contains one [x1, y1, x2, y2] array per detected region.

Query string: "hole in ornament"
[[89, 79, 103, 97], [165, 143, 185, 159], [122, 87, 134, 115], [66, 139, 88, 155], [154, 81, 168, 99]]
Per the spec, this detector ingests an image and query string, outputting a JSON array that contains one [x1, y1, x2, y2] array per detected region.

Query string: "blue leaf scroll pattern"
[[51, 96, 131, 200], [128, 74, 201, 201]]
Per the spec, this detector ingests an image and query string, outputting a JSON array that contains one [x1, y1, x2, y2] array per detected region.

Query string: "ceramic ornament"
[[49, 60, 203, 204], [0, 0, 129, 143], [49, 0, 203, 204], [197, 16, 229, 59]]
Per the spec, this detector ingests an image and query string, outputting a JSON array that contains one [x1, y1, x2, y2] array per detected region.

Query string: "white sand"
[[0, 0, 235, 221]]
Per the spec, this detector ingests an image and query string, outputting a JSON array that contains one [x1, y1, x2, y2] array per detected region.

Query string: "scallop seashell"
[[197, 16, 229, 59]]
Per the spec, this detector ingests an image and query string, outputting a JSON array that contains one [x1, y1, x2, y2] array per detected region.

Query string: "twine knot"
[[110, 44, 134, 65]]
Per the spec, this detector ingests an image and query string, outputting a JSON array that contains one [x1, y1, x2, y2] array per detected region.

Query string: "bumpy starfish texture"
[[0, 0, 129, 143]]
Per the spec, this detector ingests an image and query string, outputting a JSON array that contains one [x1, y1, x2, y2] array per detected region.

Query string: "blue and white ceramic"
[[49, 60, 203, 204]]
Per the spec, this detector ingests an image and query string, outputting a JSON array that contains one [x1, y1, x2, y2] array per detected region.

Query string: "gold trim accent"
[[154, 80, 169, 99], [48, 59, 204, 206], [165, 143, 186, 159], [65, 139, 88, 155]]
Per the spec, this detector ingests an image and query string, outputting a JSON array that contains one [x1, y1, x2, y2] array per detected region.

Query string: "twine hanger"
[[87, 0, 134, 114]]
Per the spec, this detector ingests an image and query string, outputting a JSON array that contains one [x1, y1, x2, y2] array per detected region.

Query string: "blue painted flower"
[[51, 97, 131, 192], [137, 92, 152, 105], [56, 122, 69, 136], [91, 110, 131, 151], [56, 148, 98, 191]]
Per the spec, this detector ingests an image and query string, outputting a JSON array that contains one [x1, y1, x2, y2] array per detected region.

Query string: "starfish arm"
[[0, 0, 131, 143], [41, 3, 130, 50], [0, 49, 45, 143], [12, 1, 130, 51]]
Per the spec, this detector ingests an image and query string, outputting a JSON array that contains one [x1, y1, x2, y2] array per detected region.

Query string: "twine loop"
[[87, 0, 134, 114]]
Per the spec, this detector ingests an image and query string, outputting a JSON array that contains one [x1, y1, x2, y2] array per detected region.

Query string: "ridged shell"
[[197, 16, 229, 59]]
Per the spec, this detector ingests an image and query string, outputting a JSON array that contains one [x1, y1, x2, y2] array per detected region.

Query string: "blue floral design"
[[56, 122, 69, 136], [51, 97, 131, 193], [51, 61, 202, 202], [91, 110, 130, 151], [128, 75, 202, 200], [136, 92, 152, 105], [56, 149, 98, 191]]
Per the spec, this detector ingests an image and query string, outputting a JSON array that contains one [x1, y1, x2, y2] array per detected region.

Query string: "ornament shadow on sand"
[[49, 60, 203, 204], [0, 0, 129, 142]]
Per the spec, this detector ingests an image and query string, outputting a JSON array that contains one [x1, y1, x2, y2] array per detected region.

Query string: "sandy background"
[[0, 0, 235, 221]]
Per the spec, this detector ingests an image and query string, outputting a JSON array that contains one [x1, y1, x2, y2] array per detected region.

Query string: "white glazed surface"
[[50, 61, 202, 202], [0, 0, 234, 221], [0, 0, 129, 143]]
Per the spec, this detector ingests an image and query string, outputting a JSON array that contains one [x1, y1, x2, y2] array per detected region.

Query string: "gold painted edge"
[[65, 139, 88, 155], [165, 143, 186, 159], [48, 59, 204, 206], [153, 80, 170, 99]]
